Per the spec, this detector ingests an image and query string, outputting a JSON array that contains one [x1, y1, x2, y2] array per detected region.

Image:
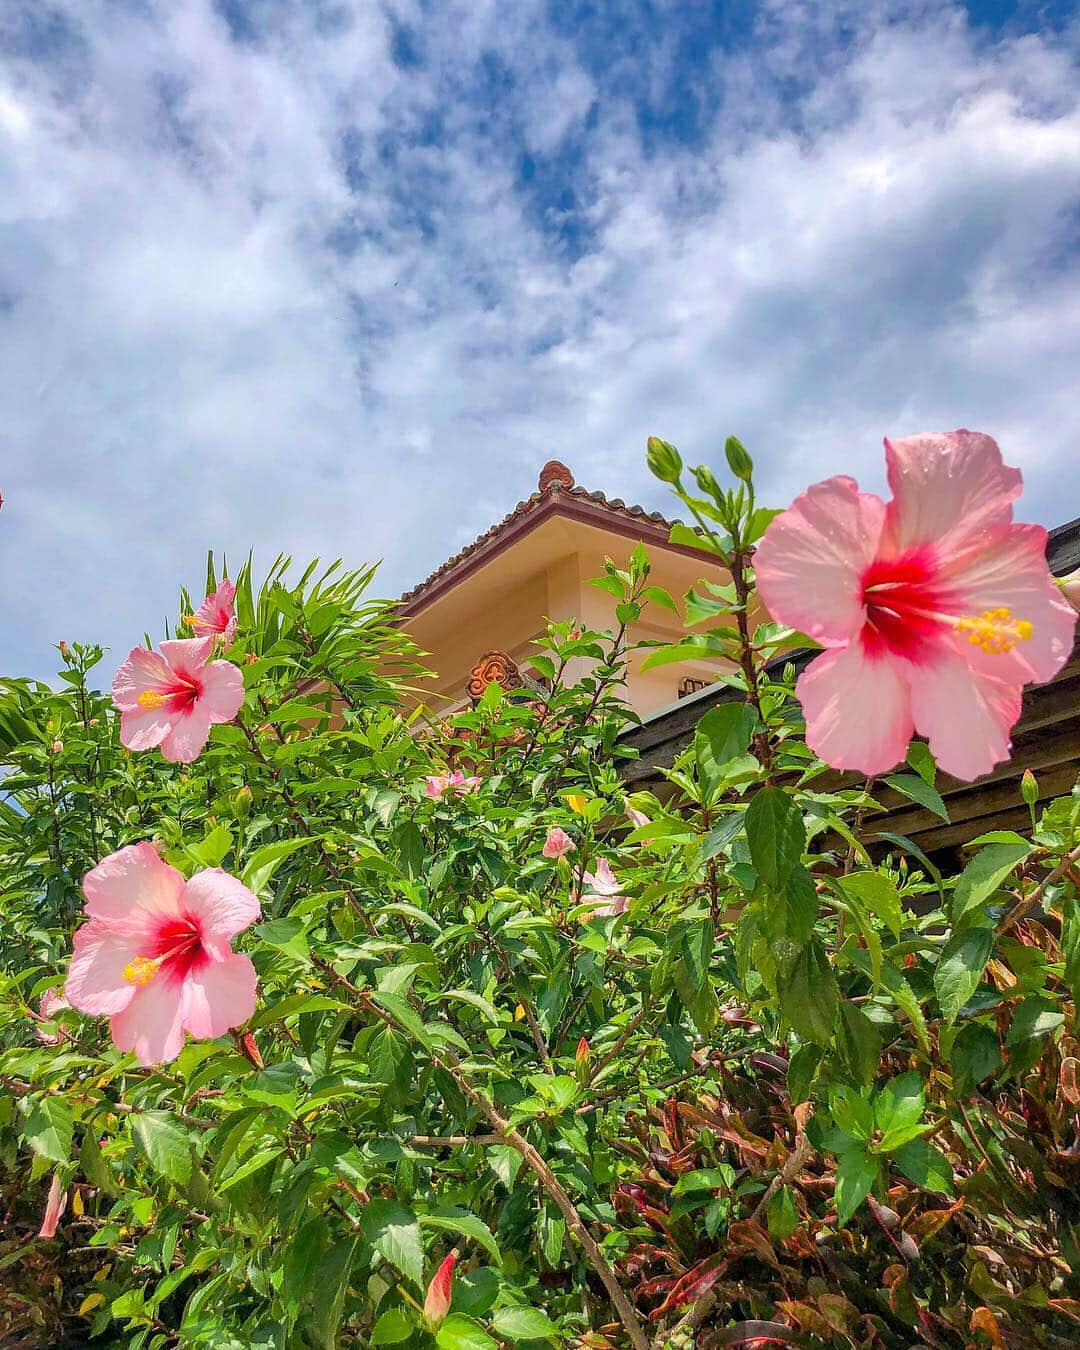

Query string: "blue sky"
[[1, 0, 1077, 680]]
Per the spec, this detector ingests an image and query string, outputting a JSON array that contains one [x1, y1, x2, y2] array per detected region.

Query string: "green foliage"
[[1, 463, 1078, 1349]]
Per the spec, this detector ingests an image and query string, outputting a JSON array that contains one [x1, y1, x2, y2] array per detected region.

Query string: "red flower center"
[[860, 549, 955, 662], [123, 915, 207, 987]]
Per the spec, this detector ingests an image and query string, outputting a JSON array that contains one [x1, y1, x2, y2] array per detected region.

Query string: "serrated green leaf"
[[131, 1112, 192, 1186], [360, 1199, 424, 1288], [746, 788, 805, 890], [419, 1209, 502, 1265], [935, 925, 995, 1025], [22, 1096, 73, 1164]]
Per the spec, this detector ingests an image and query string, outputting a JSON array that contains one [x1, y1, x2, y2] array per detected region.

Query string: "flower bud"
[[234, 785, 253, 820], [724, 435, 754, 482], [58, 641, 71, 660], [38, 1172, 67, 1239], [646, 436, 682, 485], [1021, 769, 1038, 807], [423, 1250, 457, 1328], [575, 1036, 591, 1084], [692, 464, 721, 499], [1058, 567, 1080, 614], [237, 1030, 264, 1069], [51, 740, 63, 755]]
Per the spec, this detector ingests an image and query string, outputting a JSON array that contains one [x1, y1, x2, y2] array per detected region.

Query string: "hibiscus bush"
[[1, 433, 1079, 1349]]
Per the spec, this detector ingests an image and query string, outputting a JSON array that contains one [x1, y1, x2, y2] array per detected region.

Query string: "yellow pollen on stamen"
[[954, 607, 1033, 655], [181, 613, 197, 626], [122, 956, 160, 986], [137, 690, 167, 709]]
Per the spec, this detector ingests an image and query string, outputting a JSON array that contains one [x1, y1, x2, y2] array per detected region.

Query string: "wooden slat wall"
[[619, 517, 1080, 860]]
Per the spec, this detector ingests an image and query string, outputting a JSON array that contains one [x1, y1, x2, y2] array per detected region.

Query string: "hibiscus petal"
[[181, 953, 258, 1040], [119, 704, 172, 751], [942, 522, 1077, 685], [83, 842, 186, 937], [181, 869, 260, 957], [882, 430, 1021, 557], [112, 646, 176, 710], [199, 660, 245, 724], [159, 637, 215, 680], [796, 640, 913, 775], [159, 705, 213, 763], [755, 476, 886, 645], [65, 922, 141, 1016], [909, 652, 1022, 782], [109, 972, 187, 1065]]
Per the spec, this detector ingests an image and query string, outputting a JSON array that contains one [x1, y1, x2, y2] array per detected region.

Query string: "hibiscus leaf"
[[21, 1095, 73, 1164], [436, 1315, 499, 1350], [746, 787, 805, 889], [952, 842, 1032, 930], [419, 1208, 502, 1265], [360, 1198, 424, 1288], [935, 925, 995, 1025], [490, 1306, 563, 1341], [884, 772, 949, 823], [132, 1111, 193, 1186], [241, 837, 317, 897], [834, 1148, 878, 1225]]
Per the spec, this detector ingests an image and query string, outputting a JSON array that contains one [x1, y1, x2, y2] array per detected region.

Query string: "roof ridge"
[[397, 461, 690, 608]]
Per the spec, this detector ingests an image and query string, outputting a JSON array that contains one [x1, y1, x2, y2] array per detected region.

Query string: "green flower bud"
[[234, 785, 253, 820], [1020, 769, 1038, 807], [647, 436, 682, 485], [692, 464, 721, 499], [724, 435, 754, 483]]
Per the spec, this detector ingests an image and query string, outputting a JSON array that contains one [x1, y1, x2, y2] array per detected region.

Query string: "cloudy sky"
[[1, 0, 1077, 680]]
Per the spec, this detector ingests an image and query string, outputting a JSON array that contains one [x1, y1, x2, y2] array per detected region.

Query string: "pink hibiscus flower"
[[542, 826, 575, 859], [573, 858, 630, 919], [112, 637, 244, 764], [35, 988, 70, 1045], [64, 843, 260, 1066], [425, 771, 483, 799], [189, 578, 237, 645], [755, 431, 1076, 781]]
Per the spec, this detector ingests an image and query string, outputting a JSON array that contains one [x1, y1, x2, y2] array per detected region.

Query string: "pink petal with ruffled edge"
[[796, 638, 913, 775], [940, 522, 1077, 686], [909, 652, 1022, 781], [755, 475, 886, 645], [65, 922, 142, 1016], [182, 869, 260, 960], [181, 953, 258, 1040], [199, 660, 245, 722], [881, 430, 1021, 559], [109, 971, 186, 1066], [159, 705, 213, 763], [82, 843, 185, 936]]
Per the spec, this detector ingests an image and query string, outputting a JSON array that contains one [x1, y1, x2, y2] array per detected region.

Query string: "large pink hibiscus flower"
[[112, 637, 244, 763], [755, 431, 1076, 781], [65, 843, 260, 1065]]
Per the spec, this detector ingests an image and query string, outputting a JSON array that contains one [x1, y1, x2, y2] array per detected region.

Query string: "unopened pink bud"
[[38, 1172, 66, 1239], [423, 1250, 457, 1327]]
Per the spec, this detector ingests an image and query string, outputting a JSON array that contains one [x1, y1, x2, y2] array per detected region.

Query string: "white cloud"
[[0, 0, 1077, 680]]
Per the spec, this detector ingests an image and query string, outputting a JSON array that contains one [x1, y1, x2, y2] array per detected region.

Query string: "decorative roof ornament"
[[539, 460, 574, 492]]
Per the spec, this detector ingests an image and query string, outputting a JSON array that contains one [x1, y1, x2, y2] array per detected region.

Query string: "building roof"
[[398, 460, 709, 617]]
